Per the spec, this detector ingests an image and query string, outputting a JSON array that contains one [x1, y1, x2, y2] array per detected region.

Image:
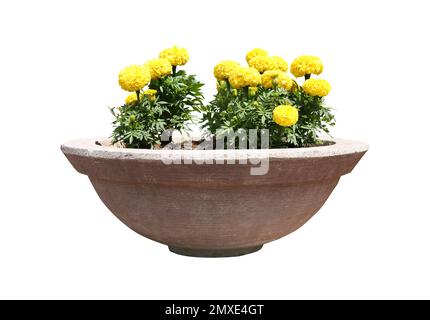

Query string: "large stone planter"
[[61, 138, 368, 257]]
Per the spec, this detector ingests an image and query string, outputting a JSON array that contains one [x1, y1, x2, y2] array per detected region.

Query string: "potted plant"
[[62, 47, 368, 257]]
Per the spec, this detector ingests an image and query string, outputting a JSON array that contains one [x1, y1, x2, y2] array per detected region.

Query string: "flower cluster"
[[117, 45, 194, 105], [213, 48, 293, 92], [202, 48, 335, 147], [111, 46, 204, 148], [111, 47, 335, 149]]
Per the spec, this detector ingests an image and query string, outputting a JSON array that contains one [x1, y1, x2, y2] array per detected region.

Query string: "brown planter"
[[61, 138, 368, 257]]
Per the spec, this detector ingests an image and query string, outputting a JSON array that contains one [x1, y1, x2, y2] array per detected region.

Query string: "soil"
[[95, 139, 335, 150]]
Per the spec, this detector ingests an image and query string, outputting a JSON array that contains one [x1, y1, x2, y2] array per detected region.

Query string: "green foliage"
[[110, 97, 166, 149], [149, 70, 204, 130], [111, 70, 204, 148], [201, 83, 335, 148], [287, 85, 336, 147]]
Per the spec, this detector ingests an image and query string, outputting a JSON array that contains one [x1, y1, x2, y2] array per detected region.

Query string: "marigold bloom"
[[144, 58, 172, 80], [248, 55, 276, 73], [290, 55, 323, 78], [118, 65, 151, 92], [125, 92, 138, 104], [261, 70, 294, 90], [246, 48, 269, 63], [228, 67, 261, 89], [272, 56, 288, 72], [273, 104, 299, 127], [303, 78, 331, 97], [143, 89, 157, 100], [214, 60, 241, 81], [159, 46, 189, 66]]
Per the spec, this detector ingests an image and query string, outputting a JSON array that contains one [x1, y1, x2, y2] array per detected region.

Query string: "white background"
[[1, 0, 429, 299]]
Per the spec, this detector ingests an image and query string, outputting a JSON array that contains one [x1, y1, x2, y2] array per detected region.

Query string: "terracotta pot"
[[61, 138, 368, 257]]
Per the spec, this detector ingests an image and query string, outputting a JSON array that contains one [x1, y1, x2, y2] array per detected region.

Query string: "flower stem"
[[172, 65, 177, 76], [305, 74, 311, 80], [244, 87, 248, 99], [136, 91, 140, 102], [226, 80, 231, 91]]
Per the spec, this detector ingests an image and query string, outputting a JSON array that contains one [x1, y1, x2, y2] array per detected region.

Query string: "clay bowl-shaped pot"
[[61, 138, 368, 257]]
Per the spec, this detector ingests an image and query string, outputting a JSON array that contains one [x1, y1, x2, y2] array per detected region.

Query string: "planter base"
[[62, 138, 368, 257], [168, 245, 263, 258]]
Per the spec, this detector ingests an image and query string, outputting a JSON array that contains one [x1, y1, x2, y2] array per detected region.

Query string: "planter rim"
[[61, 137, 368, 160]]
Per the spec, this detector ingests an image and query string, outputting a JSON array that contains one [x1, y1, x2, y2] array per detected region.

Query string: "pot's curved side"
[[88, 174, 340, 250], [61, 138, 368, 257]]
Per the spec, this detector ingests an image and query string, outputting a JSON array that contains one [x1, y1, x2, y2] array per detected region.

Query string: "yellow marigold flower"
[[228, 69, 246, 89], [248, 55, 276, 73], [159, 46, 189, 66], [244, 67, 262, 87], [272, 56, 288, 72], [144, 58, 172, 80], [214, 60, 240, 81], [228, 67, 261, 89], [143, 89, 157, 101], [273, 104, 299, 127], [118, 65, 151, 92], [302, 78, 331, 97], [125, 92, 138, 104], [290, 55, 323, 78], [246, 48, 269, 64], [261, 70, 294, 90]]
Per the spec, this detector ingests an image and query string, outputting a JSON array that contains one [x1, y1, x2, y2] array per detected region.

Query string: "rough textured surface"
[[62, 137, 368, 161], [61, 138, 368, 257]]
